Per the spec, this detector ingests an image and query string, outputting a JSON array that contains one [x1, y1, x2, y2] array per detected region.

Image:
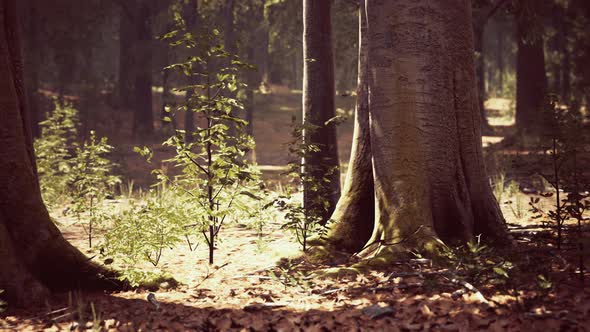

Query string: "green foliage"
[[277, 117, 335, 252], [269, 259, 315, 292], [442, 239, 513, 286], [100, 187, 193, 286], [529, 96, 590, 250], [148, 14, 260, 264], [34, 101, 80, 207], [68, 130, 120, 248]]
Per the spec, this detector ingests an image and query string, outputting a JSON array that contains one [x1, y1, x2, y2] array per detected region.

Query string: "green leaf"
[[493, 267, 509, 279]]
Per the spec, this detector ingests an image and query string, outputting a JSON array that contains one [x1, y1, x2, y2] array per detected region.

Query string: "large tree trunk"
[[302, 0, 341, 224], [321, 0, 373, 253], [515, 0, 548, 136], [321, 0, 507, 259], [0, 0, 121, 307]]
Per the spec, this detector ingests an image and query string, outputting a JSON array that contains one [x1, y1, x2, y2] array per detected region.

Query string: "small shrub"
[[100, 187, 193, 285], [277, 117, 338, 252], [34, 101, 80, 207], [68, 130, 120, 248], [441, 239, 513, 286]]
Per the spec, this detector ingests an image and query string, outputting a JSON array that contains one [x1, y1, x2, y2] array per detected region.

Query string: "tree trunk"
[[515, 0, 548, 136], [118, 4, 135, 109], [245, 46, 256, 162], [132, 1, 154, 140], [560, 16, 570, 104], [497, 23, 504, 93], [321, 0, 373, 253], [302, 0, 341, 224], [322, 0, 507, 259], [474, 25, 493, 135], [0, 0, 121, 307]]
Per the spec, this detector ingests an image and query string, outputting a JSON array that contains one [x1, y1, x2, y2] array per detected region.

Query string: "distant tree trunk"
[[257, 5, 270, 84], [497, 23, 504, 93], [184, 0, 199, 143], [132, 1, 154, 140], [160, 23, 175, 134], [320, 1, 373, 252], [222, 0, 238, 138], [118, 4, 135, 110], [515, 0, 548, 136], [302, 0, 341, 224], [474, 25, 493, 135], [0, 0, 121, 307], [560, 17, 571, 104], [319, 0, 507, 258], [245, 46, 256, 162], [223, 0, 236, 58]]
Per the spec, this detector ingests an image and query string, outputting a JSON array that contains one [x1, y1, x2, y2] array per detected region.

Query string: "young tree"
[[0, 0, 120, 306], [318, 0, 508, 260], [302, 0, 341, 224]]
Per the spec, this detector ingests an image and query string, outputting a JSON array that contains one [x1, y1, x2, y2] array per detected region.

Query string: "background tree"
[[302, 0, 341, 224], [515, 0, 549, 136]]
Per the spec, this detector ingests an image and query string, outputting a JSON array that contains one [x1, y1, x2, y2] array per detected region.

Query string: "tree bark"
[[0, 0, 121, 307], [321, 0, 507, 259], [22, 0, 41, 137], [322, 0, 373, 253], [515, 0, 548, 136], [302, 0, 341, 224]]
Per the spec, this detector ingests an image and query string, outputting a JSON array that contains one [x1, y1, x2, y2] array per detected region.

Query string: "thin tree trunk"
[[132, 1, 154, 140], [245, 46, 256, 162], [474, 25, 493, 135], [184, 0, 199, 143], [118, 4, 135, 109], [0, 0, 122, 307], [302, 0, 341, 224], [497, 23, 504, 93], [515, 0, 548, 136]]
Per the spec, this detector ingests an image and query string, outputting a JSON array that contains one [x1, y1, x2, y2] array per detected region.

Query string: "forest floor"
[[2, 90, 590, 331]]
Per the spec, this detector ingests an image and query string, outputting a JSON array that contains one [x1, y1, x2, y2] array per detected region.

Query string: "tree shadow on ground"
[[2, 235, 588, 332], [1, 287, 581, 331]]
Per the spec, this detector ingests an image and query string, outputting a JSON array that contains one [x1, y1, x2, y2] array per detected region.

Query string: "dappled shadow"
[[1, 285, 583, 331], [2, 231, 589, 331]]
